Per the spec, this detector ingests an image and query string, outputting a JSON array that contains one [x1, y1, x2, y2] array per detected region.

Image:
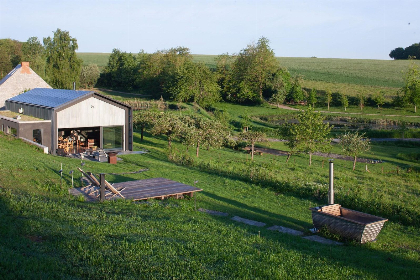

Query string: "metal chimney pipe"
[[328, 159, 334, 205], [73, 82, 76, 90]]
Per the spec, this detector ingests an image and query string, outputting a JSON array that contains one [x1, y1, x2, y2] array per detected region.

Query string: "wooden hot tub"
[[310, 204, 388, 243]]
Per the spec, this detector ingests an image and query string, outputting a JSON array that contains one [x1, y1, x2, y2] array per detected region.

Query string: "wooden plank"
[[73, 174, 202, 201], [119, 186, 201, 198], [120, 187, 201, 198], [112, 178, 173, 189], [116, 182, 195, 195], [113, 181, 195, 193], [128, 190, 200, 201]]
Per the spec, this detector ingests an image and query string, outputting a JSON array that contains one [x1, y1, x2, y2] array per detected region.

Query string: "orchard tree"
[[340, 93, 349, 111], [269, 89, 287, 107], [239, 130, 266, 160], [373, 91, 386, 109], [151, 112, 184, 149], [43, 29, 82, 89], [340, 131, 370, 170], [180, 116, 226, 157], [358, 92, 365, 111], [401, 62, 420, 112], [133, 110, 159, 141], [285, 106, 331, 165], [326, 89, 332, 111], [308, 88, 317, 108]]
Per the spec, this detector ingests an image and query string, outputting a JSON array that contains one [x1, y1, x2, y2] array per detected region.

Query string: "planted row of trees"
[[281, 107, 370, 169], [135, 106, 370, 171], [133, 111, 228, 157]]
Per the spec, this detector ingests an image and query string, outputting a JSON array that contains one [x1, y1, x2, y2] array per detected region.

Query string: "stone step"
[[231, 216, 266, 227], [267, 225, 304, 236]]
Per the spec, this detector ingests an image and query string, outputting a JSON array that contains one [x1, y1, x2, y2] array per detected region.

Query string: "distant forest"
[[389, 43, 420, 60]]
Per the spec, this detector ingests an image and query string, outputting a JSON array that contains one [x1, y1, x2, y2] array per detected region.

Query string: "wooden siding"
[[56, 96, 126, 128]]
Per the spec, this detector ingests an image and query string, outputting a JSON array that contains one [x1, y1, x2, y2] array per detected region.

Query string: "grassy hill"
[[1, 112, 420, 279]]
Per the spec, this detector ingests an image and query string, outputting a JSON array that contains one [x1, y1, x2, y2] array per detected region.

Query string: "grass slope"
[[1, 129, 419, 279]]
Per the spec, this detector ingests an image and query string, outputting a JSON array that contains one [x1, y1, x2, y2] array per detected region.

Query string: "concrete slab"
[[198, 208, 229, 217], [267, 225, 304, 236], [231, 216, 266, 227], [303, 235, 343, 245]]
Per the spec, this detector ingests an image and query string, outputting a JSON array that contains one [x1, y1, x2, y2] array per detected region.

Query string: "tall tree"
[[287, 75, 305, 103], [225, 37, 283, 103], [43, 29, 82, 89], [285, 107, 331, 165], [164, 61, 220, 108], [401, 62, 420, 112], [0, 39, 23, 78], [340, 131, 370, 170], [101, 49, 138, 90], [22, 37, 46, 78]]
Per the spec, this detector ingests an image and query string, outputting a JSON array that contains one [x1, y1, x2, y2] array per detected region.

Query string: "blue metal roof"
[[7, 88, 92, 108]]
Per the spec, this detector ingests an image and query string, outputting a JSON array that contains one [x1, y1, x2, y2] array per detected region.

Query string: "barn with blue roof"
[[1, 88, 133, 155]]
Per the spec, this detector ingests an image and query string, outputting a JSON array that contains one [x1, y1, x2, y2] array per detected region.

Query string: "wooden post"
[[100, 173, 105, 202], [328, 159, 334, 205]]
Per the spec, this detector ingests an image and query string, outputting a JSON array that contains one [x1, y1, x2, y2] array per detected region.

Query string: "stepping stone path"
[[198, 208, 343, 245], [231, 216, 266, 227], [303, 235, 343, 245], [267, 225, 304, 236], [198, 208, 229, 217]]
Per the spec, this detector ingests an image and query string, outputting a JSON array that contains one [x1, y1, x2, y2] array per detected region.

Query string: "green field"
[[1, 98, 420, 278]]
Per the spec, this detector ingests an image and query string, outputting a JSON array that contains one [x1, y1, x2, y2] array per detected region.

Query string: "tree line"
[[1, 30, 418, 112], [99, 37, 306, 108], [0, 29, 98, 90], [389, 43, 420, 60]]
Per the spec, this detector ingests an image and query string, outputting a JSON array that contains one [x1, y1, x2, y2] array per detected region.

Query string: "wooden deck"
[[70, 177, 202, 201]]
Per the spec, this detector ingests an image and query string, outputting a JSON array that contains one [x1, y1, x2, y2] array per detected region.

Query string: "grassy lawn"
[[1, 127, 419, 278]]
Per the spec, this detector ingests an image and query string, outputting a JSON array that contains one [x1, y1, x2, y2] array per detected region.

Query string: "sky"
[[0, 0, 419, 60]]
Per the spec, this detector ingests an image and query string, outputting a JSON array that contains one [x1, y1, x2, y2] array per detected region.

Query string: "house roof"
[[0, 65, 21, 87], [7, 88, 92, 109]]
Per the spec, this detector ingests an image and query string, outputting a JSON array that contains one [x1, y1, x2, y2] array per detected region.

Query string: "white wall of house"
[[57, 96, 126, 128], [0, 64, 51, 108]]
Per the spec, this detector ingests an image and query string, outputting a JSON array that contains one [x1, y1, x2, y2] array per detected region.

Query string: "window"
[[103, 126, 123, 150], [33, 129, 42, 144]]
